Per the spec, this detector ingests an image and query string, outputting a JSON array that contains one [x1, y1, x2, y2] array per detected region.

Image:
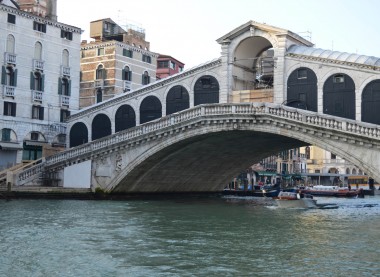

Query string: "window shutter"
[[60, 30, 64, 38], [102, 69, 106, 79], [11, 103, 16, 117], [68, 79, 71, 96], [1, 66, 5, 85], [122, 68, 125, 80], [30, 71, 35, 90], [58, 77, 62, 95], [13, 69, 17, 87], [42, 24, 46, 33], [142, 74, 144, 85], [39, 106, 44, 120], [41, 74, 45, 91]]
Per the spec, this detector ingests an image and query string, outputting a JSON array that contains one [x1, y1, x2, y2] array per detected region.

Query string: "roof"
[[287, 45, 380, 67]]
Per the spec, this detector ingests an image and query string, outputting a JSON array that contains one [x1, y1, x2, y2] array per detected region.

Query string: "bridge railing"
[[14, 102, 380, 186]]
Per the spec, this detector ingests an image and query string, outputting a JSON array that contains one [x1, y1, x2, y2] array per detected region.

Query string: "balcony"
[[61, 66, 70, 76], [3, 85, 15, 97], [123, 80, 131, 92], [4, 52, 16, 64], [94, 79, 104, 88], [32, 90, 43, 102], [60, 95, 70, 106], [33, 59, 44, 71]]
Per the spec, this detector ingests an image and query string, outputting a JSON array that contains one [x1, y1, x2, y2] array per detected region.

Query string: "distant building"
[[156, 55, 184, 80], [0, 0, 81, 169], [80, 18, 158, 108]]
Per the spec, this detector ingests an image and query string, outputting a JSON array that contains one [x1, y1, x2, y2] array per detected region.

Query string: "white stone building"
[[0, 0, 81, 170]]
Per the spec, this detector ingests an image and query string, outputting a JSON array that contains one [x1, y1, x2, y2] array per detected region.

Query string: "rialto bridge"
[[7, 21, 380, 192]]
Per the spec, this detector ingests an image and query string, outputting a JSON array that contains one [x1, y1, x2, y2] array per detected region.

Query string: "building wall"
[[0, 3, 81, 169]]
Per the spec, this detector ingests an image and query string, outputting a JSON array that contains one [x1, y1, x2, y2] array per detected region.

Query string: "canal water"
[[1, 196, 379, 277]]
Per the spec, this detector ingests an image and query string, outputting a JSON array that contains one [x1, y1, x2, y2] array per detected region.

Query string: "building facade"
[[80, 18, 158, 108], [0, 0, 81, 170], [156, 55, 184, 80]]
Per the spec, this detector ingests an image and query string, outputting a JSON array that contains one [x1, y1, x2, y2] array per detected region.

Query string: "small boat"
[[300, 185, 362, 198], [274, 190, 317, 209], [223, 184, 280, 197]]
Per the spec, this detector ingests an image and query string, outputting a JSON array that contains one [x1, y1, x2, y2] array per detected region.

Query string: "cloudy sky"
[[58, 0, 380, 69]]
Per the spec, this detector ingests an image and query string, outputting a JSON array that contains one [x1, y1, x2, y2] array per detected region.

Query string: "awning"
[[24, 140, 48, 147], [0, 142, 23, 150]]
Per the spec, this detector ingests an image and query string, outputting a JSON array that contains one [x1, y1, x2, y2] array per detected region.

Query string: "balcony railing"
[[3, 85, 15, 97], [60, 95, 70, 106], [94, 79, 104, 88], [33, 59, 44, 71], [4, 52, 16, 64], [32, 90, 43, 102], [61, 66, 70, 76], [123, 80, 131, 92]]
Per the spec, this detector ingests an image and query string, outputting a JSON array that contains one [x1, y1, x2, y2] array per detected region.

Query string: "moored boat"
[[274, 190, 318, 209], [223, 184, 280, 197], [300, 185, 362, 198]]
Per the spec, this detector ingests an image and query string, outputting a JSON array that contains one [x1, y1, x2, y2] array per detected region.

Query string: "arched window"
[[96, 64, 105, 79], [140, 96, 162, 124], [34, 42, 42, 60], [166, 85, 189, 115], [323, 73, 355, 119], [142, 71, 150, 85], [6, 34, 15, 53], [58, 77, 71, 96], [346, 168, 350, 174], [62, 49, 69, 67], [30, 71, 44, 91], [115, 105, 136, 132], [194, 75, 219, 106], [286, 67, 318, 111], [1, 65, 17, 87], [70, 122, 88, 147], [122, 66, 132, 81], [362, 80, 380, 125], [305, 146, 310, 159], [92, 114, 111, 140]]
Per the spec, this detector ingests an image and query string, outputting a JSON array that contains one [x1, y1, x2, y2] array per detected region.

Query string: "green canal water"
[[0, 195, 379, 277]]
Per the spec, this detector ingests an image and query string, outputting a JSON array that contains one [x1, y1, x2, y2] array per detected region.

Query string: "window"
[[179, 66, 183, 72], [58, 77, 71, 96], [61, 30, 73, 40], [158, 61, 169, 68], [62, 49, 69, 67], [30, 71, 44, 91], [32, 105, 44, 120], [1, 128, 11, 142], [33, 21, 46, 33], [1, 66, 17, 86], [331, 153, 337, 159], [96, 89, 103, 103], [142, 71, 150, 85], [142, 54, 151, 63], [60, 109, 70, 122], [30, 132, 39, 141], [333, 74, 345, 83], [170, 61, 176, 70], [6, 35, 15, 54], [297, 68, 307, 79], [8, 14, 16, 24], [122, 66, 132, 81], [34, 42, 42, 60], [4, 102, 16, 117], [98, 48, 105, 56], [96, 65, 105, 79], [123, 49, 133, 58]]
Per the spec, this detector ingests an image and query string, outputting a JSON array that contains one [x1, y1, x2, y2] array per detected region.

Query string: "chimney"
[[46, 0, 57, 21]]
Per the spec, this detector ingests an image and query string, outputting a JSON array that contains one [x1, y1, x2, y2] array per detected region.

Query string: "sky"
[[58, 0, 380, 69]]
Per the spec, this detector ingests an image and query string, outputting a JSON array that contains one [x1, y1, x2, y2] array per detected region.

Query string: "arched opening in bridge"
[[166, 85, 189, 115], [140, 95, 162, 124], [115, 105, 136, 132], [194, 75, 219, 106], [232, 36, 274, 92], [362, 79, 380, 125], [323, 73, 355, 120], [69, 122, 88, 147], [92, 114, 111, 140], [286, 67, 317, 111]]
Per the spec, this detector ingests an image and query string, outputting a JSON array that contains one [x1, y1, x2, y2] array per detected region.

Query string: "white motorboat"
[[274, 191, 317, 209]]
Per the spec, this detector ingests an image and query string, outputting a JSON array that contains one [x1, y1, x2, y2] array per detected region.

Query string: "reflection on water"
[[0, 196, 379, 276]]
